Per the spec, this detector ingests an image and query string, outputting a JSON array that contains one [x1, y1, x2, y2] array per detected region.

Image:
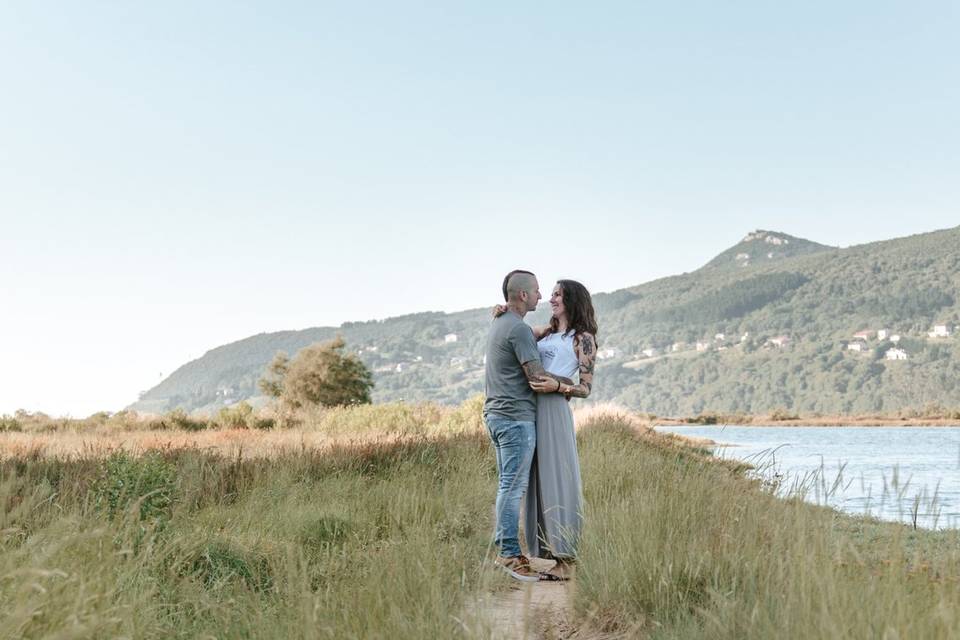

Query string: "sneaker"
[[494, 555, 541, 582]]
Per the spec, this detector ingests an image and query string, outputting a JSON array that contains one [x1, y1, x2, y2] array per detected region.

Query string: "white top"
[[537, 331, 580, 379]]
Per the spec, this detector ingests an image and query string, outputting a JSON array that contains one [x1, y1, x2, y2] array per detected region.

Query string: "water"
[[654, 425, 960, 529]]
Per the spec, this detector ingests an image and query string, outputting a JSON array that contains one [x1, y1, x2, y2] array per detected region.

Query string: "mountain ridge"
[[131, 226, 960, 416], [699, 229, 835, 270]]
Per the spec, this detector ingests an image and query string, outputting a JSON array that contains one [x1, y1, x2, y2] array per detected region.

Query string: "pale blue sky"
[[1, 1, 957, 415]]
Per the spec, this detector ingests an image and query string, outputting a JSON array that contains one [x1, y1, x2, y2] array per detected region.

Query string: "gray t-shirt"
[[483, 311, 541, 421]]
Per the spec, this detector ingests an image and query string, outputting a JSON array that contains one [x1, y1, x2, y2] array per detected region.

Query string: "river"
[[654, 425, 960, 529]]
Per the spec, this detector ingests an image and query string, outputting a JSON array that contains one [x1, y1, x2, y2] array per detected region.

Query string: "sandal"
[[538, 571, 567, 582]]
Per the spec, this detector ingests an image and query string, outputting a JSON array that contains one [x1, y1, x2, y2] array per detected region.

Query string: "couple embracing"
[[483, 270, 598, 582]]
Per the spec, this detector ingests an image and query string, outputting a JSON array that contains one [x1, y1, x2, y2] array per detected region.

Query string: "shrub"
[[216, 402, 253, 429], [689, 413, 718, 425], [259, 337, 374, 409], [93, 451, 177, 522], [162, 409, 207, 431], [770, 408, 800, 421], [215, 402, 275, 430], [188, 541, 274, 592], [85, 411, 112, 425], [298, 515, 351, 551], [105, 410, 141, 430]]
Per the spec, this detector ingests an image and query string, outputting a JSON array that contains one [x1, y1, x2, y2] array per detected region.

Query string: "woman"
[[495, 279, 598, 580]]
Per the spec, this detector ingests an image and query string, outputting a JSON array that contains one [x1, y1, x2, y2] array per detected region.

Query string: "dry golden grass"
[[0, 397, 720, 461], [0, 427, 399, 459], [0, 398, 487, 460]]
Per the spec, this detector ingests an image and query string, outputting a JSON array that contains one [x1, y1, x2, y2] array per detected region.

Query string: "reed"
[[2, 401, 957, 638], [573, 415, 960, 638], [0, 431, 503, 639]]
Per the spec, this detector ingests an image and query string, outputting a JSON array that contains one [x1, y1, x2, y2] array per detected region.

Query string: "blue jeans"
[[485, 416, 536, 558]]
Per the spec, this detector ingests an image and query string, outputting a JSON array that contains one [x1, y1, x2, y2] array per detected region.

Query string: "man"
[[484, 269, 574, 581]]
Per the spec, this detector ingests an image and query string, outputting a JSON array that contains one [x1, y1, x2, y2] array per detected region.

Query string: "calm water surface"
[[654, 426, 960, 529]]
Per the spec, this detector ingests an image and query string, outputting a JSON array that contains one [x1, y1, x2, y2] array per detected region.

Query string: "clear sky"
[[1, 1, 957, 416]]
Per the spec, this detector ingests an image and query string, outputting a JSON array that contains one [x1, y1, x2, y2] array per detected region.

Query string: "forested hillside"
[[131, 228, 960, 416]]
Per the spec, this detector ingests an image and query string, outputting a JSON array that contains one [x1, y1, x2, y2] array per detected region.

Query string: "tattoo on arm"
[[580, 334, 594, 357], [521, 360, 546, 382], [522, 361, 574, 388], [564, 333, 596, 399]]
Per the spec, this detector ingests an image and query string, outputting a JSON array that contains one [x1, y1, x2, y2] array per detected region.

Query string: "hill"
[[130, 226, 960, 416], [700, 230, 834, 270]]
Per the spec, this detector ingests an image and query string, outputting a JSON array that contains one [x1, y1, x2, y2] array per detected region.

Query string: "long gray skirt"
[[524, 393, 583, 559]]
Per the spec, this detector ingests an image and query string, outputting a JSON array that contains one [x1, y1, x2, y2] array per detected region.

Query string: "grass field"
[[2, 401, 958, 638]]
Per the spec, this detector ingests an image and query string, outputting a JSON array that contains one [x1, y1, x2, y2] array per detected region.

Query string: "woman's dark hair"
[[549, 279, 598, 343]]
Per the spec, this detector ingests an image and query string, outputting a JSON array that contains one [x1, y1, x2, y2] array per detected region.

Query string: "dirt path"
[[476, 583, 571, 638], [472, 558, 572, 639], [471, 558, 623, 639]]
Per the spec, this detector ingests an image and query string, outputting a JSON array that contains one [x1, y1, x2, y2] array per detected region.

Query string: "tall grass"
[[573, 416, 960, 638], [0, 431, 502, 639], [2, 401, 958, 638], [0, 399, 485, 460]]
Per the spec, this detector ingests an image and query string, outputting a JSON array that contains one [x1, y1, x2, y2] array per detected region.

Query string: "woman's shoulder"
[[573, 331, 596, 351]]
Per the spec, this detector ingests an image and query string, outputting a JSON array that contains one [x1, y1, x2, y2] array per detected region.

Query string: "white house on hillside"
[[929, 325, 952, 338], [885, 348, 908, 361], [444, 333, 458, 343], [597, 347, 619, 360], [877, 329, 889, 341], [767, 336, 790, 348], [890, 334, 902, 344], [847, 341, 866, 353], [852, 330, 874, 341], [696, 341, 710, 352], [642, 348, 658, 358]]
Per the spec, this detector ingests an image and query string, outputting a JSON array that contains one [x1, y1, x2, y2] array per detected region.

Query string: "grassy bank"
[[1, 431, 501, 638], [2, 402, 958, 638], [576, 417, 960, 638]]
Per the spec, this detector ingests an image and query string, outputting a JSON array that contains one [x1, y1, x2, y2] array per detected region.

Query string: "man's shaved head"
[[499, 269, 541, 315], [502, 269, 535, 302], [506, 273, 538, 302], [502, 270, 536, 302]]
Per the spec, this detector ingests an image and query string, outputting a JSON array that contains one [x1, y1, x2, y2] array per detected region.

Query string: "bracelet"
[[556, 379, 562, 393]]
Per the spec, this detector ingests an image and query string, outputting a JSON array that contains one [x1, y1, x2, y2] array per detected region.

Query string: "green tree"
[[260, 337, 373, 408], [259, 352, 289, 398]]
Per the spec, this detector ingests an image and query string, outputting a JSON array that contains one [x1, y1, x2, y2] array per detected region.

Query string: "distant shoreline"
[[654, 415, 960, 427]]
